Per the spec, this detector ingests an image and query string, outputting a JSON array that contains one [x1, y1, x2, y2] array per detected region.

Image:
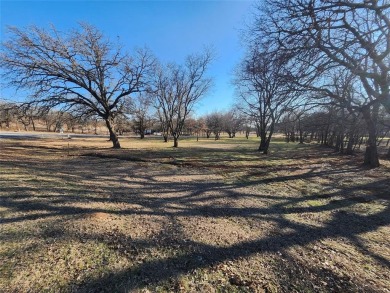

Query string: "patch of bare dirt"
[[0, 137, 389, 293]]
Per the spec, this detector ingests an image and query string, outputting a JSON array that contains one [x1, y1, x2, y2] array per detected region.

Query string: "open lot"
[[0, 136, 389, 292]]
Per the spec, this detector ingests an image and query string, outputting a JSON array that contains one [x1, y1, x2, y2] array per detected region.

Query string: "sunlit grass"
[[0, 136, 389, 292]]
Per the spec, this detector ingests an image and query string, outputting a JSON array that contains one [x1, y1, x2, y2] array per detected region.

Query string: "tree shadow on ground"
[[73, 199, 389, 292], [1, 141, 389, 292]]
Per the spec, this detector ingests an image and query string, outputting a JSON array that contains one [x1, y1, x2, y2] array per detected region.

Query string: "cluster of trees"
[[1, 1, 390, 168], [279, 107, 390, 155], [234, 0, 390, 167], [0, 102, 106, 133], [0, 99, 254, 140], [200, 110, 245, 139], [0, 23, 213, 148]]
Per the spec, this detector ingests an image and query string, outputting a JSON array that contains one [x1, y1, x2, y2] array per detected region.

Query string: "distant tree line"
[[0, 101, 110, 134], [233, 0, 390, 167], [1, 0, 390, 168], [278, 107, 390, 154], [0, 23, 212, 148], [1, 95, 389, 161], [0, 100, 250, 139]]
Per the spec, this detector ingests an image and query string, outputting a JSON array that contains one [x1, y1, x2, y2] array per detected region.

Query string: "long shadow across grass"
[[1, 178, 389, 291], [1, 140, 389, 292]]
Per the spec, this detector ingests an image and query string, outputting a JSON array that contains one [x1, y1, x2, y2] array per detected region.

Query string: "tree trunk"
[[299, 129, 304, 144], [345, 133, 355, 155], [258, 130, 269, 154], [340, 133, 344, 153], [345, 115, 357, 155], [290, 131, 295, 142], [173, 137, 178, 147], [335, 134, 342, 152], [105, 118, 121, 149], [284, 127, 289, 143], [31, 118, 36, 131], [255, 123, 261, 137], [361, 107, 379, 168], [323, 129, 329, 145], [297, 117, 304, 144], [259, 140, 270, 154]]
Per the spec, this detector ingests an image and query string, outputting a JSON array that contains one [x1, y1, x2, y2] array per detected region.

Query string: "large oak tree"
[[0, 23, 155, 148]]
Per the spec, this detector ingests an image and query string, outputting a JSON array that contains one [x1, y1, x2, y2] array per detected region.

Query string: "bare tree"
[[15, 104, 33, 131], [0, 102, 16, 129], [235, 46, 298, 154], [0, 23, 155, 148], [15, 104, 48, 131], [61, 112, 79, 133], [253, 0, 390, 166], [182, 117, 197, 136], [196, 115, 212, 139], [155, 107, 170, 142], [130, 94, 153, 139], [222, 109, 245, 138], [242, 117, 254, 139], [194, 117, 207, 141], [153, 51, 213, 147], [206, 112, 224, 140]]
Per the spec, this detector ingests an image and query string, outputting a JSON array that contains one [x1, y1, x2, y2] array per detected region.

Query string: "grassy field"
[[0, 135, 389, 292]]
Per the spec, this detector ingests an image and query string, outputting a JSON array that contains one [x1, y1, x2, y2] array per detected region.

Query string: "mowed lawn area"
[[0, 135, 389, 293]]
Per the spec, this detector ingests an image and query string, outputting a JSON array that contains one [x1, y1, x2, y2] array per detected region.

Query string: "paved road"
[[0, 131, 112, 140]]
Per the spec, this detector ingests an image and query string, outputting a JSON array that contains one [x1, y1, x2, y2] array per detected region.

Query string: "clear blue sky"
[[0, 0, 254, 116]]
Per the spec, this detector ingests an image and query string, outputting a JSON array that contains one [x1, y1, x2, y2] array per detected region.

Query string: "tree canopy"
[[0, 23, 155, 148]]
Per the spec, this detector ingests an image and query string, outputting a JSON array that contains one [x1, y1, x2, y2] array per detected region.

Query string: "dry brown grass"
[[0, 135, 389, 293]]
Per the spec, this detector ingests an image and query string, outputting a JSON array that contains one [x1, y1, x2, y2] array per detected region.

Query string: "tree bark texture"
[[361, 107, 379, 168], [105, 118, 121, 149]]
